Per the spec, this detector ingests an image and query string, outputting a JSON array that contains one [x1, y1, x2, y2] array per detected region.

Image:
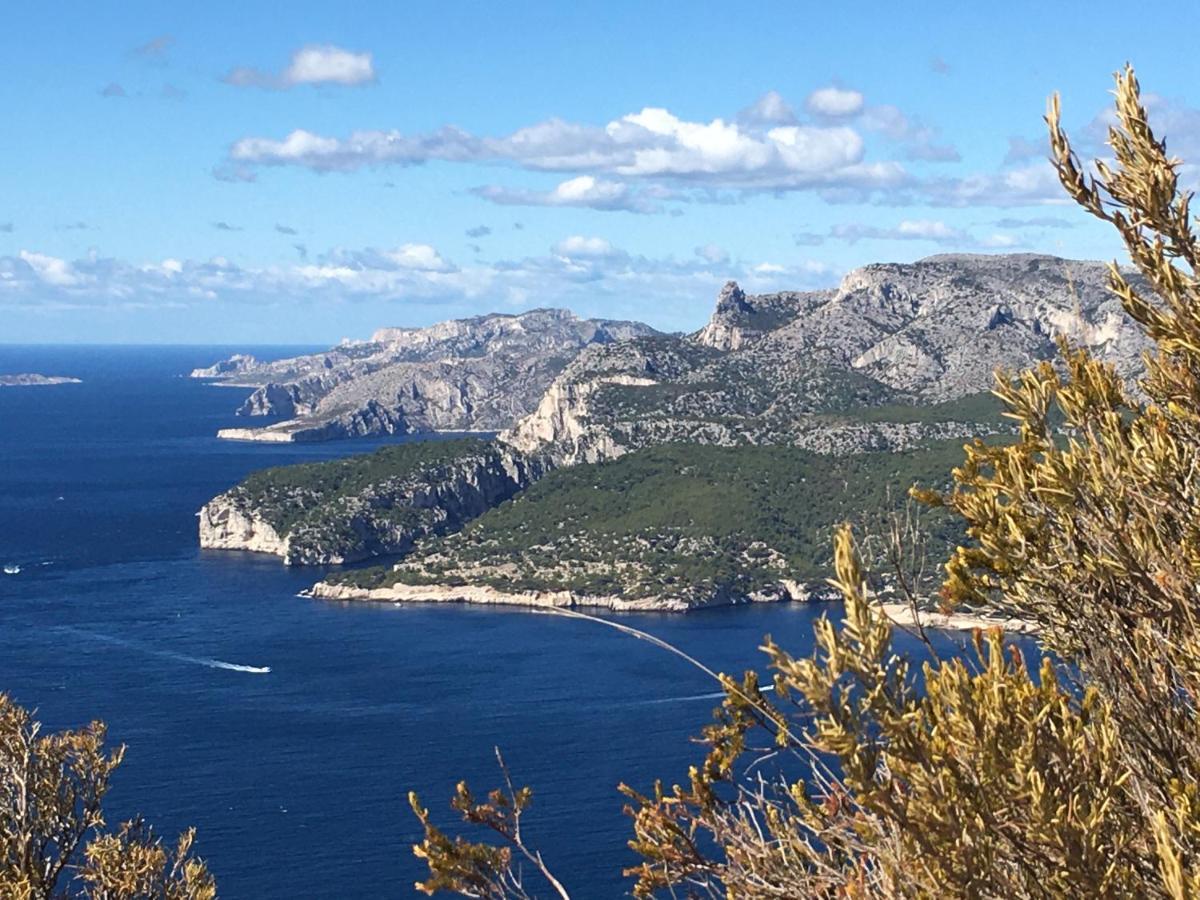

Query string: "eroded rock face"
[[505, 254, 1153, 464], [198, 498, 288, 555], [197, 441, 547, 565], [192, 309, 659, 442]]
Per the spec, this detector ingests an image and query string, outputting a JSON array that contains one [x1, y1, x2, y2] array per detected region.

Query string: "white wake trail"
[[640, 685, 774, 705], [59, 627, 271, 675]]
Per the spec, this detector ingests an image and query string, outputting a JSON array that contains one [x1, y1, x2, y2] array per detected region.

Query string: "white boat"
[[3, 565, 20, 575]]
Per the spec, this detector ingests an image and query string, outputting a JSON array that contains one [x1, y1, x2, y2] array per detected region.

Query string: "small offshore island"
[[196, 253, 1148, 624], [0, 374, 81, 387]]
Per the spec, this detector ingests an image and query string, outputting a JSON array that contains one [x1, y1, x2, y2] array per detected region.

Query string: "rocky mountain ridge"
[[193, 309, 659, 442], [504, 254, 1150, 464]]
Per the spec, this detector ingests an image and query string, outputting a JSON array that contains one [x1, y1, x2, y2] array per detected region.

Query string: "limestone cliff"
[[503, 254, 1152, 465], [198, 439, 547, 565]]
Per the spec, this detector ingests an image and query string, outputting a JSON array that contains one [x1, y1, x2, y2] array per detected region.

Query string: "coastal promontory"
[[0, 374, 81, 387]]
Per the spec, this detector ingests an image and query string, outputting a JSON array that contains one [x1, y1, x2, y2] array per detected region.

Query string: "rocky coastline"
[[0, 374, 82, 387], [305, 579, 1036, 632]]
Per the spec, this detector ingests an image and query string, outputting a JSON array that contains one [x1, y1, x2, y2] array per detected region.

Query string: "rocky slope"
[[318, 440, 967, 610], [192, 309, 659, 442], [198, 438, 546, 564], [504, 254, 1150, 464]]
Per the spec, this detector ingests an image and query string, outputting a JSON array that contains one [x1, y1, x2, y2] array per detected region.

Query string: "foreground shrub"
[[411, 66, 1200, 898], [0, 695, 214, 900]]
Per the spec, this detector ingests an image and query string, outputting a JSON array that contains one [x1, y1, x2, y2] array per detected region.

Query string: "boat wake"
[[640, 685, 775, 705], [58, 627, 271, 674]]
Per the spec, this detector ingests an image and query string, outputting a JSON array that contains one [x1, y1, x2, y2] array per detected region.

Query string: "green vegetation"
[[817, 389, 1007, 425], [332, 440, 974, 602], [234, 437, 489, 536]]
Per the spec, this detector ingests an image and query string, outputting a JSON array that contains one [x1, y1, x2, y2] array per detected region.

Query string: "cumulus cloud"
[[17, 250, 83, 287], [213, 221, 243, 232], [552, 235, 621, 260], [473, 175, 663, 213], [223, 45, 376, 90], [99, 82, 126, 98], [805, 86, 865, 118], [275, 223, 298, 235], [0, 239, 835, 324], [923, 160, 1065, 207], [831, 219, 968, 244], [218, 89, 1090, 209], [465, 225, 491, 238], [224, 101, 904, 197]]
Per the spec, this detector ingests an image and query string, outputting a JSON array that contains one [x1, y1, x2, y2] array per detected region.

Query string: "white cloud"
[[805, 86, 865, 118], [895, 219, 960, 240], [553, 235, 620, 260], [473, 175, 661, 213], [18, 250, 82, 286], [223, 45, 376, 89], [0, 240, 837, 327], [225, 100, 902, 195], [285, 45, 375, 85], [381, 243, 453, 272]]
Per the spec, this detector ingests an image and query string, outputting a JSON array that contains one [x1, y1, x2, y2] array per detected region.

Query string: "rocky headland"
[[198, 252, 1152, 615], [0, 374, 82, 387], [192, 309, 659, 442], [198, 438, 546, 565]]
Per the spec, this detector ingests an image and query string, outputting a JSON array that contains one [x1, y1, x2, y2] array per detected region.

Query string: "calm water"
[[0, 346, 975, 898]]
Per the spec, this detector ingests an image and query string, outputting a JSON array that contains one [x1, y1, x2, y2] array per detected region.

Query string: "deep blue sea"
[[0, 346, 978, 898]]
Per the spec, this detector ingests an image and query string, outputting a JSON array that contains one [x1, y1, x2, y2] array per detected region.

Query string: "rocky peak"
[[716, 281, 751, 315], [694, 281, 754, 350]]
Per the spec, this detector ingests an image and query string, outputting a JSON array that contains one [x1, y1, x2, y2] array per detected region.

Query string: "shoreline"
[[305, 579, 1038, 632], [875, 600, 1037, 633]]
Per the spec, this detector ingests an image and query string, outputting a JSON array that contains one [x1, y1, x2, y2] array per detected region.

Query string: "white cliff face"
[[197, 441, 547, 566], [306, 576, 830, 613], [189, 354, 258, 379], [501, 373, 657, 462], [198, 497, 289, 556], [693, 281, 752, 350]]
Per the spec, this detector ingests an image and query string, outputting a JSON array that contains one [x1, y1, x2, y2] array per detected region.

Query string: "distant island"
[[0, 374, 82, 387], [195, 252, 1151, 616]]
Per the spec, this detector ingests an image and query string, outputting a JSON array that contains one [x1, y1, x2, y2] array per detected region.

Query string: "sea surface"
[[0, 346, 982, 898]]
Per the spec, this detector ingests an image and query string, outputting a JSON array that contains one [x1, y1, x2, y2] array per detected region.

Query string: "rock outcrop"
[[189, 355, 258, 379], [0, 374, 82, 387], [192, 309, 659, 442]]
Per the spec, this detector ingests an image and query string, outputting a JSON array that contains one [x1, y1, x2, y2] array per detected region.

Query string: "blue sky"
[[3, 0, 1199, 343]]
